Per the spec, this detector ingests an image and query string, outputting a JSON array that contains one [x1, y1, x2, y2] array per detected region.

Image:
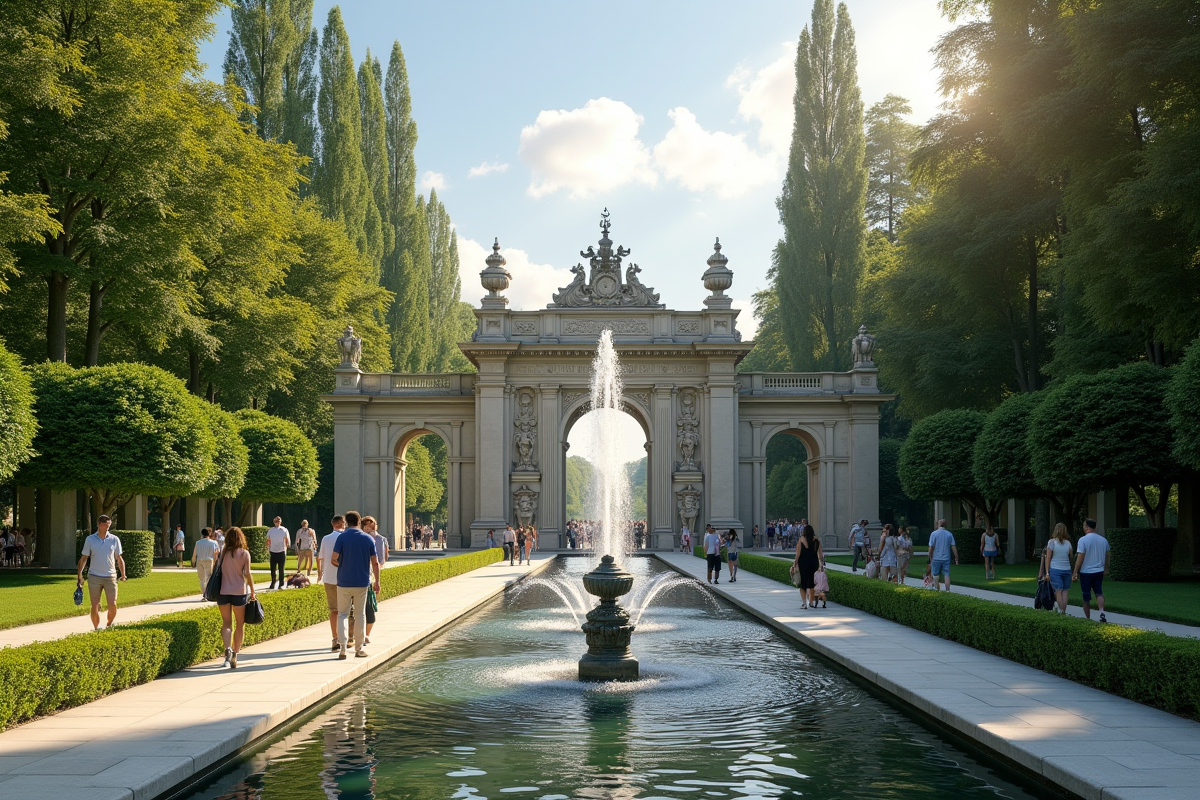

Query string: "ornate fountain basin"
[[579, 555, 639, 681]]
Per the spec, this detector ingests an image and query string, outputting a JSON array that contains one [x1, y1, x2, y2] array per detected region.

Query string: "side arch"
[[760, 424, 826, 546], [389, 425, 456, 550]]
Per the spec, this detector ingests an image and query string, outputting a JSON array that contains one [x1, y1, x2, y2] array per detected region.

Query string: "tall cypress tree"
[[775, 0, 867, 371], [222, 0, 300, 141], [358, 50, 392, 270], [383, 40, 430, 371], [314, 6, 381, 273], [426, 190, 462, 371], [281, 0, 318, 185]]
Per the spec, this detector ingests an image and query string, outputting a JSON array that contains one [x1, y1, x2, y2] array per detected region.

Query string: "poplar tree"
[[358, 50, 392, 272], [426, 190, 462, 371], [223, 0, 301, 141], [864, 94, 920, 240], [383, 40, 431, 371], [281, 0, 318, 180], [775, 0, 867, 371], [314, 7, 381, 273]]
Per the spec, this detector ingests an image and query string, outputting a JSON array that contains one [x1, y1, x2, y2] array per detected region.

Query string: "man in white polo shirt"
[[76, 514, 127, 630], [318, 515, 356, 652], [266, 516, 291, 590]]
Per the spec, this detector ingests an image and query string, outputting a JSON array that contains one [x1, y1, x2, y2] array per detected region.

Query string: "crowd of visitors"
[[407, 522, 446, 550], [0, 526, 32, 566]]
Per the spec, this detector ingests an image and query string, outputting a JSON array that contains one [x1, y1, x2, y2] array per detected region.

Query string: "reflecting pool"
[[176, 557, 1051, 800]]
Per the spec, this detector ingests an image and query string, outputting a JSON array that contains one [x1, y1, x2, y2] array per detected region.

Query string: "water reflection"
[[177, 558, 1052, 800]]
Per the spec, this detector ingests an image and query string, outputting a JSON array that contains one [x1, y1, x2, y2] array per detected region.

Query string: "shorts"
[[324, 582, 340, 613], [727, 552, 738, 562], [174, 544, 185, 551], [930, 558, 951, 578], [1079, 571, 1104, 602], [706, 554, 722, 572], [1049, 568, 1071, 592], [983, 550, 998, 558], [87, 574, 118, 605], [217, 593, 247, 606]]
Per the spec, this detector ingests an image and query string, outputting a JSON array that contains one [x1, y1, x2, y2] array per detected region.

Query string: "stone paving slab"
[[0, 553, 444, 649], [657, 553, 1200, 800], [0, 554, 552, 800]]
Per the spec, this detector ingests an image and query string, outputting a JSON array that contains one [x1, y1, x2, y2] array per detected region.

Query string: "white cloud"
[[731, 298, 760, 341], [652, 107, 778, 199], [728, 44, 796, 156], [457, 236, 575, 312], [518, 97, 657, 199], [420, 170, 447, 192], [468, 161, 509, 177]]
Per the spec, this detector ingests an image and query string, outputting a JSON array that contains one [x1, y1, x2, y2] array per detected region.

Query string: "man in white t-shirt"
[[318, 515, 354, 651], [266, 516, 291, 590], [191, 528, 222, 595], [703, 524, 723, 584], [1073, 518, 1111, 623], [76, 514, 127, 630]]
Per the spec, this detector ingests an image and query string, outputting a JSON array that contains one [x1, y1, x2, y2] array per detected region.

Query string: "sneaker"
[[223, 648, 232, 667], [801, 602, 807, 609], [363, 637, 370, 645], [1099, 613, 1107, 623], [355, 650, 368, 658], [822, 601, 828, 608], [229, 652, 238, 669], [338, 649, 347, 660], [331, 639, 340, 652], [714, 579, 719, 584]]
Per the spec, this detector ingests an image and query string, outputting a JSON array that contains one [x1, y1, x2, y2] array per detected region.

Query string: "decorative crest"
[[551, 210, 663, 308]]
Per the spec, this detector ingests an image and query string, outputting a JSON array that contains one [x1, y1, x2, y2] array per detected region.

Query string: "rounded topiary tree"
[[198, 403, 250, 532], [1029, 362, 1178, 528], [0, 339, 36, 482], [899, 408, 998, 523], [1167, 337, 1200, 470], [21, 362, 216, 517], [234, 409, 318, 524], [973, 391, 1044, 502]]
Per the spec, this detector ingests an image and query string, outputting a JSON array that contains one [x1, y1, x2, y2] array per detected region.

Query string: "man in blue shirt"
[[331, 510, 380, 660], [926, 519, 959, 592]]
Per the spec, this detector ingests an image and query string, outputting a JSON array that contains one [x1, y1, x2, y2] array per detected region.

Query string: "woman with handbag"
[[794, 524, 823, 609], [896, 527, 914, 584], [216, 527, 257, 669]]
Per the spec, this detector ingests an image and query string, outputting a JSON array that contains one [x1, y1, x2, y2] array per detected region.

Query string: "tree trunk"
[[84, 279, 105, 366], [47, 271, 70, 362], [158, 496, 179, 555]]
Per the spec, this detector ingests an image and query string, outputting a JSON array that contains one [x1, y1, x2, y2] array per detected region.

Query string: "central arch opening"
[[564, 407, 648, 550], [397, 431, 449, 550]]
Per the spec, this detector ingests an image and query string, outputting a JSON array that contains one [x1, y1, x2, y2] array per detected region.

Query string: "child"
[[813, 567, 829, 608], [922, 562, 935, 589]]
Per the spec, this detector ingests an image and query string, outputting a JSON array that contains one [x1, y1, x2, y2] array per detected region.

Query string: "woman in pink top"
[[217, 527, 257, 669]]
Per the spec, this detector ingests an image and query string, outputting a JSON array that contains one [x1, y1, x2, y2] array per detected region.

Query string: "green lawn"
[[0, 571, 206, 630], [823, 554, 1200, 627]]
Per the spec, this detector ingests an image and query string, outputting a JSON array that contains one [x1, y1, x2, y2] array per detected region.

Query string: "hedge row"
[[75, 530, 156, 579], [0, 547, 505, 730], [241, 526, 270, 562], [701, 550, 1200, 718], [1108, 528, 1177, 582]]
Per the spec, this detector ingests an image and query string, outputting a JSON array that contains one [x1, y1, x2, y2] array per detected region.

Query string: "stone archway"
[[759, 426, 824, 545], [391, 426, 454, 551]]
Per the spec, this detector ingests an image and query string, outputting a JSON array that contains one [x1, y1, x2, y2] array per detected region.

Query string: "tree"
[[358, 50, 391, 279], [197, 403, 249, 537], [899, 409, 1000, 524], [864, 94, 920, 240], [234, 409, 319, 522], [972, 391, 1043, 503], [565, 455, 594, 520], [280, 0, 318, 180], [878, 438, 907, 524], [223, 0, 302, 141], [738, 258, 792, 372], [403, 438, 443, 518], [426, 190, 462, 372], [765, 434, 808, 519], [775, 0, 866, 371], [1029, 363, 1179, 527], [0, 338, 36, 481], [1167, 338, 1200, 471], [21, 362, 217, 517], [314, 7, 381, 272]]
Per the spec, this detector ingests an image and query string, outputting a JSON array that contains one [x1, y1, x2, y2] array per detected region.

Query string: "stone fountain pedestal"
[[579, 555, 639, 681]]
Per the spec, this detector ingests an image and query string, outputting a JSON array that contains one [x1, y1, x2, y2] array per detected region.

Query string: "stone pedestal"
[[579, 556, 639, 682], [1005, 498, 1027, 564]]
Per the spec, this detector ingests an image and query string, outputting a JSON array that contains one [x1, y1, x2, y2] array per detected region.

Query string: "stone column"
[[184, 497, 207, 548], [471, 356, 513, 543], [1091, 487, 1127, 535], [933, 499, 950, 527], [449, 420, 466, 548], [120, 495, 149, 531], [38, 489, 78, 569], [1005, 498, 1027, 564], [848, 403, 881, 531], [651, 385, 675, 548], [750, 421, 765, 547], [377, 421, 397, 549], [16, 486, 35, 531], [704, 369, 741, 535], [1175, 474, 1199, 575], [394, 457, 408, 550], [821, 421, 837, 541], [332, 401, 366, 519]]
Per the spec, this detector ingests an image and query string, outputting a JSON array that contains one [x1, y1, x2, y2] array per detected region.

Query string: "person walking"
[[704, 524, 723, 584], [331, 511, 380, 659], [486, 530, 497, 549], [502, 525, 516, 565], [680, 525, 691, 553], [878, 524, 899, 583], [1073, 518, 1110, 622], [1042, 522, 1074, 615], [215, 527, 257, 669], [794, 524, 823, 608], [362, 515, 386, 646], [317, 515, 351, 652], [849, 520, 872, 573], [981, 524, 1000, 580], [724, 529, 740, 582], [515, 526, 527, 565], [896, 526, 914, 585], [266, 517, 291, 590], [192, 528, 221, 596], [172, 525, 187, 568], [76, 514, 126, 630], [295, 520, 316, 576], [927, 519, 959, 592], [528, 526, 538, 557]]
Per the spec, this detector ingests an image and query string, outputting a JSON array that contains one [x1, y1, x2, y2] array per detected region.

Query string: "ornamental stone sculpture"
[[677, 485, 701, 534], [513, 485, 538, 528], [480, 238, 512, 307], [702, 238, 734, 310], [851, 324, 877, 368], [336, 325, 362, 369], [550, 209, 662, 308], [513, 388, 538, 471], [677, 388, 700, 471]]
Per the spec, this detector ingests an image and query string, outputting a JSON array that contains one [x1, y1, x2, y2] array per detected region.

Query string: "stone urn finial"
[[480, 238, 511, 304], [702, 238, 734, 309]]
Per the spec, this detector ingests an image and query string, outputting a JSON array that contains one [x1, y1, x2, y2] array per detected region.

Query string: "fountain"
[[578, 329, 639, 681]]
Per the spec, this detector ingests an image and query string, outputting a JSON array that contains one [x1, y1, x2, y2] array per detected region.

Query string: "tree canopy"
[[235, 408, 319, 511], [899, 409, 1000, 522], [1167, 338, 1200, 472], [0, 338, 36, 482]]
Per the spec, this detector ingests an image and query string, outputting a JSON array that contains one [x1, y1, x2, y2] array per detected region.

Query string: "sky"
[[198, 1, 955, 464]]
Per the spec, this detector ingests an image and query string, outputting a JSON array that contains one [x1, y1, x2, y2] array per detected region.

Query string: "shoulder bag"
[[244, 595, 265, 625], [203, 553, 225, 602]]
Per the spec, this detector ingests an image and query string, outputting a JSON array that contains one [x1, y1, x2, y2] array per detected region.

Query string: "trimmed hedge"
[[75, 530, 156, 578], [710, 550, 1200, 718], [0, 547, 505, 730], [241, 526, 270, 562], [1109, 528, 1177, 582], [0, 629, 170, 729]]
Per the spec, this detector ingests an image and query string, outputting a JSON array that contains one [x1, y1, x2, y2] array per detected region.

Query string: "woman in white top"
[[1042, 523, 1074, 614], [877, 524, 898, 582], [295, 520, 316, 576], [895, 527, 914, 585], [980, 525, 1001, 580]]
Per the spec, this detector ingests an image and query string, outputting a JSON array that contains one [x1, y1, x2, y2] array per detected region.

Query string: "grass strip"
[[695, 548, 1200, 719], [0, 547, 504, 730]]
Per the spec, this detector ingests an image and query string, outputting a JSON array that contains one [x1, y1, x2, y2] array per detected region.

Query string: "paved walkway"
[[1, 555, 451, 649], [658, 553, 1200, 800], [0, 554, 552, 800]]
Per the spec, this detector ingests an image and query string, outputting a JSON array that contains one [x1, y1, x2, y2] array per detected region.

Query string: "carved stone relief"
[[513, 484, 538, 528], [513, 388, 538, 471], [677, 484, 701, 533], [677, 387, 700, 471], [550, 210, 663, 308], [676, 319, 700, 334], [513, 320, 538, 335], [562, 318, 650, 336]]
